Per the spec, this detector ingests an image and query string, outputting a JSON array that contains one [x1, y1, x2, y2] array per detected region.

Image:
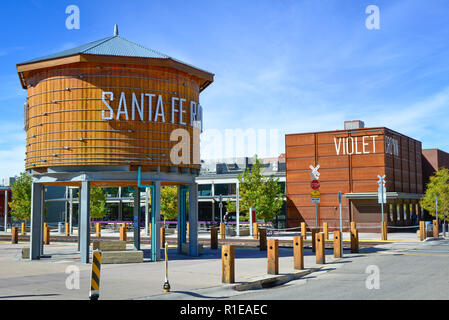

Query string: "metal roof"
[[20, 34, 171, 65]]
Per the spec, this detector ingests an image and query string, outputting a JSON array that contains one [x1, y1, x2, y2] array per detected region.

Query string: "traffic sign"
[[311, 198, 320, 204], [377, 175, 387, 204], [310, 164, 320, 180], [311, 190, 321, 197], [311, 180, 320, 190]]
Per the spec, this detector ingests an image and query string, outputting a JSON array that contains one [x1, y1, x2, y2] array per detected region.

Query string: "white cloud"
[[0, 145, 25, 179]]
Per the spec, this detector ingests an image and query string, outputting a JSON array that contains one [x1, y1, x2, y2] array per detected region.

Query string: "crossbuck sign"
[[310, 165, 320, 180], [377, 175, 386, 204]]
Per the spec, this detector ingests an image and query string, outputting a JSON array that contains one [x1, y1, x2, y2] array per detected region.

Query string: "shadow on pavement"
[[170, 291, 229, 299], [0, 294, 60, 299]]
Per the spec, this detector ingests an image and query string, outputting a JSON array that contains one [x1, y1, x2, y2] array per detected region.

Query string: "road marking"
[[380, 251, 449, 257]]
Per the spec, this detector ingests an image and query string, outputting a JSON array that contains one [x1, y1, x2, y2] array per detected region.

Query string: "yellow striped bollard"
[[163, 241, 170, 292], [89, 250, 102, 300]]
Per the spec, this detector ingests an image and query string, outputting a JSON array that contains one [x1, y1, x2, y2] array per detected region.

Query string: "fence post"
[[96, 223, 101, 238], [382, 221, 387, 241], [65, 222, 70, 236], [350, 228, 359, 253], [43, 222, 50, 245], [323, 222, 329, 240], [316, 232, 325, 264], [11, 227, 18, 244], [311, 228, 318, 252], [267, 239, 279, 275], [253, 222, 259, 240], [220, 222, 226, 240], [433, 219, 439, 238], [301, 222, 307, 239], [161, 227, 166, 248], [120, 225, 127, 242], [259, 228, 267, 251], [293, 236, 304, 270], [211, 228, 218, 249], [333, 230, 342, 258], [221, 245, 235, 283], [350, 221, 356, 234], [419, 221, 426, 241]]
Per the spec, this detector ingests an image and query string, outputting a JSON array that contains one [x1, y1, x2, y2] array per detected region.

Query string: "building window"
[[198, 184, 212, 196], [214, 183, 236, 196]]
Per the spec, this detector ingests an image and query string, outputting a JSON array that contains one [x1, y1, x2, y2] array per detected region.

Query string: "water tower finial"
[[114, 24, 119, 36]]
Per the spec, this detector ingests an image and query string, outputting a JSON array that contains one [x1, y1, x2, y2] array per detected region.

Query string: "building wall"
[[285, 127, 422, 229], [422, 149, 449, 186]]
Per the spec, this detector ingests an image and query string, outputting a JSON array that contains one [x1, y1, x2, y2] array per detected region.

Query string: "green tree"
[[9, 172, 32, 222], [90, 187, 107, 219], [161, 186, 178, 221], [231, 155, 284, 222], [421, 167, 449, 222]]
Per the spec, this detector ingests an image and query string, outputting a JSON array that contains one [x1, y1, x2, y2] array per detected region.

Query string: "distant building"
[[197, 156, 286, 228], [285, 121, 445, 231], [421, 149, 449, 185]]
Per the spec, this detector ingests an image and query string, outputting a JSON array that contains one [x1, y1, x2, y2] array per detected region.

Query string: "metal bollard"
[[293, 236, 304, 270], [21, 222, 26, 235], [311, 228, 318, 252], [211, 228, 218, 249], [419, 221, 426, 241], [89, 250, 102, 300], [350, 228, 359, 253], [382, 221, 388, 241], [301, 222, 307, 239], [222, 245, 235, 283], [220, 222, 226, 240], [333, 231, 342, 258], [163, 241, 170, 292], [186, 222, 189, 240], [253, 222, 259, 240], [433, 219, 439, 238], [316, 232, 325, 264], [11, 227, 18, 244], [267, 239, 279, 275], [259, 228, 267, 251], [96, 223, 101, 238], [65, 222, 70, 236], [160, 227, 166, 248], [148, 223, 152, 238], [43, 223, 50, 245], [323, 222, 329, 240]]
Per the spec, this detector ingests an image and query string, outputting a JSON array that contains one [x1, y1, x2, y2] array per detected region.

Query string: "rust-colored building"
[[286, 124, 425, 231], [422, 149, 449, 186]]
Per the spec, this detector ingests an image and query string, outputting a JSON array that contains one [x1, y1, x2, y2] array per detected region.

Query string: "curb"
[[232, 266, 324, 291]]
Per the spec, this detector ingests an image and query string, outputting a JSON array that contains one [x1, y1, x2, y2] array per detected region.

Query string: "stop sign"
[[311, 180, 320, 190]]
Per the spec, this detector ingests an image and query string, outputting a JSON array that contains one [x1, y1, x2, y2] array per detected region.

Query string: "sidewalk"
[[0, 239, 355, 300]]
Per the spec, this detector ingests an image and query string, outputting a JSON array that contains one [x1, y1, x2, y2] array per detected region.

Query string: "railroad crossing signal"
[[310, 164, 320, 180], [377, 175, 386, 204]]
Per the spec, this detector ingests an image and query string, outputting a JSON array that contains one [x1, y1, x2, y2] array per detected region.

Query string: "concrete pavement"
[[0, 230, 441, 300]]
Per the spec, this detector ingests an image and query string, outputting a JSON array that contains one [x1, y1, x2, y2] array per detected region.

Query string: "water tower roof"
[[17, 26, 214, 91]]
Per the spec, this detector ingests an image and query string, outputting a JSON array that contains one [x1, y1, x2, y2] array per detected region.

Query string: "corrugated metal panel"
[[19, 35, 170, 64]]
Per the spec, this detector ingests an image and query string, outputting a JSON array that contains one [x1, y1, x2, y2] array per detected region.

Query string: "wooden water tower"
[[17, 25, 214, 262]]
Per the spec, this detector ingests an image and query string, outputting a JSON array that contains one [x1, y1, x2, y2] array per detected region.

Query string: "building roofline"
[[285, 126, 422, 144]]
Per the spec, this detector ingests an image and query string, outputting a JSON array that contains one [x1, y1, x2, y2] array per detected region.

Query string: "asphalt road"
[[230, 239, 449, 300]]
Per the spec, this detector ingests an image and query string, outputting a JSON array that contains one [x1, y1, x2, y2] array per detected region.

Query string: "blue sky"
[[1, 0, 449, 177]]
